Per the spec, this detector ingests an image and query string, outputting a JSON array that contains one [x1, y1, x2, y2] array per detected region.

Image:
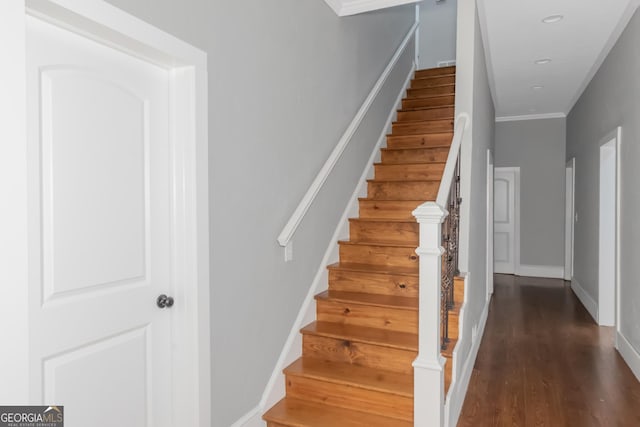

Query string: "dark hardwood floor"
[[458, 274, 640, 427]]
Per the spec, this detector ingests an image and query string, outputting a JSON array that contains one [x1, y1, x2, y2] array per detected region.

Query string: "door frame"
[[493, 167, 520, 275], [0, 1, 210, 425], [598, 127, 621, 328], [486, 149, 494, 298], [564, 158, 575, 281]]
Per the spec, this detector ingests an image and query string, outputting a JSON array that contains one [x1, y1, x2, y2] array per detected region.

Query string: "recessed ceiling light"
[[532, 85, 544, 90], [542, 15, 563, 24], [535, 58, 552, 65]]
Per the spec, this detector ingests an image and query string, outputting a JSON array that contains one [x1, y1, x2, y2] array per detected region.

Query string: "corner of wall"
[[571, 277, 598, 323], [616, 330, 640, 382]]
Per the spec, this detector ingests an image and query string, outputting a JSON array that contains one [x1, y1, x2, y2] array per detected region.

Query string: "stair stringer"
[[241, 65, 417, 427], [444, 272, 490, 427]]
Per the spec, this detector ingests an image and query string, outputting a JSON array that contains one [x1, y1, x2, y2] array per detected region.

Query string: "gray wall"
[[102, 1, 416, 425], [495, 118, 567, 268], [419, 0, 457, 69], [568, 8, 640, 353]]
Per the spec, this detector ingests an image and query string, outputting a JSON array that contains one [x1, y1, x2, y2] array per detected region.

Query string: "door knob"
[[157, 294, 174, 308]]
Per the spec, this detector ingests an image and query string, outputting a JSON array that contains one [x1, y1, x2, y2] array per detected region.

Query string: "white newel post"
[[412, 201, 448, 427]]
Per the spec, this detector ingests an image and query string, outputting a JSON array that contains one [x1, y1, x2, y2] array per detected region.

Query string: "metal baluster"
[[440, 155, 462, 351]]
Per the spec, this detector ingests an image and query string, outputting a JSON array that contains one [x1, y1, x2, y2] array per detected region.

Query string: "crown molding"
[[495, 112, 566, 123]]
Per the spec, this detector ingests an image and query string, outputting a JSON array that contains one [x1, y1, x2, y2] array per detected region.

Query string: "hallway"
[[458, 275, 640, 426]]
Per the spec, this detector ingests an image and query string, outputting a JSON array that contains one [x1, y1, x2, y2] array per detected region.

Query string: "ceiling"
[[478, 0, 639, 121]]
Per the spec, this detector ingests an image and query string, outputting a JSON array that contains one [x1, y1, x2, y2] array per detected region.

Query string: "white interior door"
[[494, 168, 519, 274], [27, 15, 173, 427]]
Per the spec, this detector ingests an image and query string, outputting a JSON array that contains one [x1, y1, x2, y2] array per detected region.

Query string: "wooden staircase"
[[264, 65, 463, 426]]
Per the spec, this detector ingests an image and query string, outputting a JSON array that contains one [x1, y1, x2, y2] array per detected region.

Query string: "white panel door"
[[494, 168, 518, 274], [26, 16, 173, 427]]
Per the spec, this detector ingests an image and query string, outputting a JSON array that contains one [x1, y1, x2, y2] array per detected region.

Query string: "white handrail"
[[277, 22, 419, 247], [435, 113, 469, 206]]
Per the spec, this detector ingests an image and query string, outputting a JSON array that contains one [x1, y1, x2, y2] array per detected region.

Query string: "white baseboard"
[[616, 331, 640, 382], [235, 60, 418, 426], [229, 406, 262, 427], [516, 263, 564, 279], [571, 277, 598, 323], [445, 273, 490, 427]]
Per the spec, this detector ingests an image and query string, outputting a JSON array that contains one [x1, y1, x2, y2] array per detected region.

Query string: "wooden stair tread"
[[403, 92, 455, 100], [284, 358, 413, 397], [412, 73, 455, 80], [406, 87, 455, 98], [357, 198, 434, 208], [414, 71, 455, 77], [263, 398, 413, 427], [301, 321, 417, 351], [408, 83, 455, 89], [349, 217, 417, 223], [415, 66, 456, 78], [400, 103, 455, 112], [327, 262, 418, 277], [374, 161, 446, 167], [338, 240, 418, 249], [380, 146, 450, 151], [386, 131, 454, 138], [407, 83, 456, 91], [366, 178, 440, 183], [387, 131, 453, 138], [358, 197, 430, 202], [316, 290, 418, 311], [392, 117, 454, 125], [397, 104, 455, 113]]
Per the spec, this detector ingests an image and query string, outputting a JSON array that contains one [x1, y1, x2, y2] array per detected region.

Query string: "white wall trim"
[[495, 112, 566, 122], [616, 331, 640, 382], [0, 0, 30, 403], [615, 128, 622, 336], [486, 150, 494, 297], [571, 277, 598, 323], [239, 62, 417, 426], [324, 0, 420, 17], [598, 129, 620, 327], [564, 158, 575, 281], [414, 4, 420, 66], [445, 281, 490, 427], [229, 405, 262, 427], [19, 1, 211, 424], [516, 264, 565, 279], [277, 22, 418, 250]]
